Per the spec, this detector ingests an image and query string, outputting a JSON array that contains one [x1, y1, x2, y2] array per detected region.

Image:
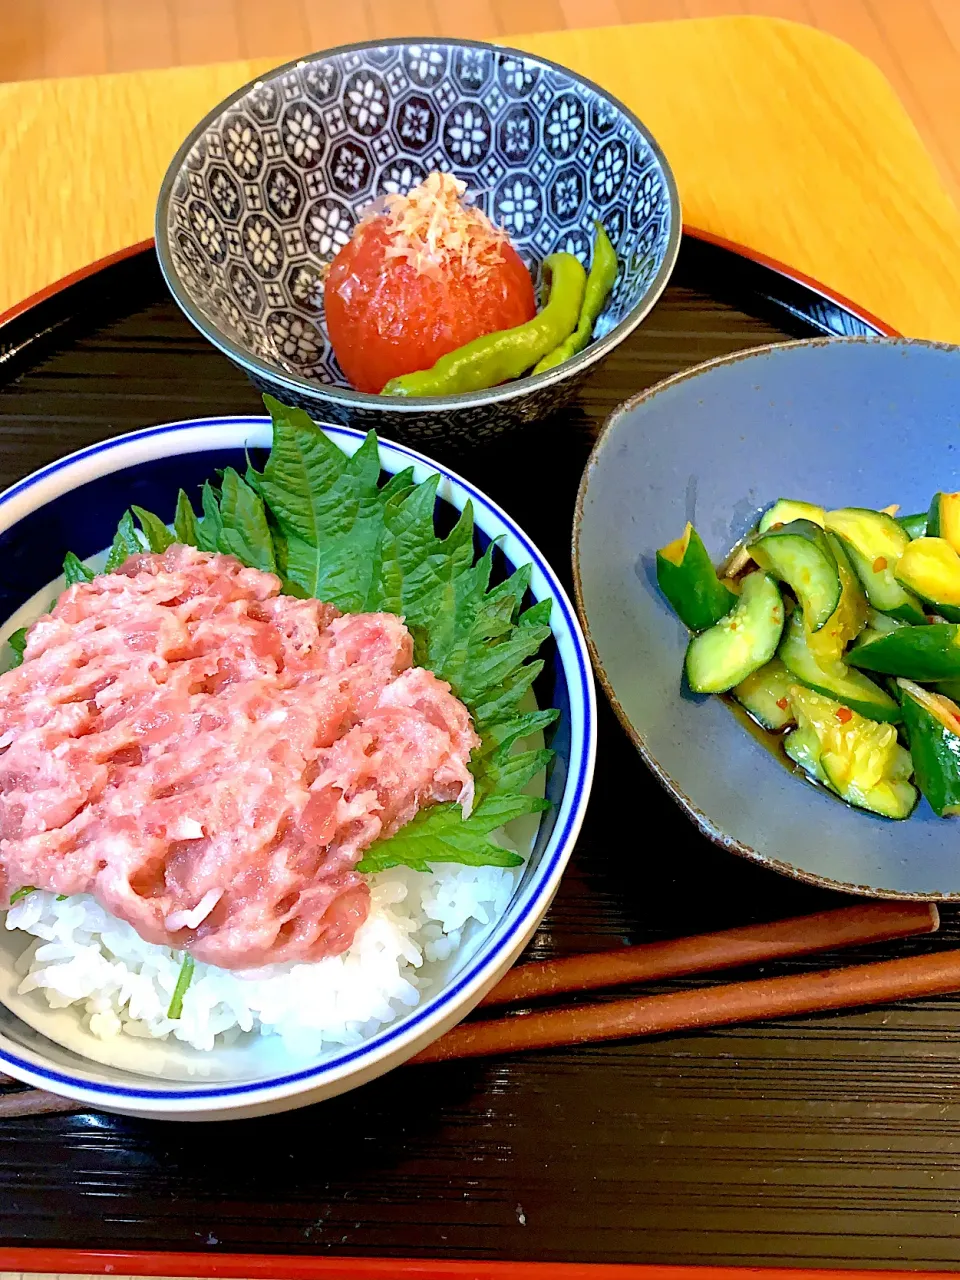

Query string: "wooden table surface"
[[2, 0, 960, 215], [2, 15, 960, 342]]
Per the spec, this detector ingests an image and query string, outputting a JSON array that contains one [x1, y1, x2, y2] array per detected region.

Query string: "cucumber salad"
[[656, 493, 960, 822]]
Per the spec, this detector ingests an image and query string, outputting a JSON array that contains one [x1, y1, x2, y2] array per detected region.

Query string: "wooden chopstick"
[[0, 900, 942, 1116], [413, 934, 960, 1065], [0, 1088, 83, 1118], [479, 901, 939, 1007]]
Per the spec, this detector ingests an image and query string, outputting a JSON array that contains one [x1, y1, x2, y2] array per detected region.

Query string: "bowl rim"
[[0, 414, 597, 1109], [154, 35, 682, 413], [571, 334, 960, 903]]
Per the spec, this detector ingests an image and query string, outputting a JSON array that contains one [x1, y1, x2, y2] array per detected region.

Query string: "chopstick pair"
[[412, 900, 943, 1063], [0, 900, 944, 1117]]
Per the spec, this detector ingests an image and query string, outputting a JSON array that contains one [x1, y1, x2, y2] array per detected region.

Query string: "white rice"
[[3, 860, 520, 1055]]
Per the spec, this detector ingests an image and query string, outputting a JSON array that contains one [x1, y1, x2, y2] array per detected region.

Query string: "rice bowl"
[[0, 414, 594, 1118], [1, 858, 525, 1080]]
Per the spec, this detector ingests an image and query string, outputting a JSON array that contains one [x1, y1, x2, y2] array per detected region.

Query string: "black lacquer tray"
[[3, 235, 960, 1272]]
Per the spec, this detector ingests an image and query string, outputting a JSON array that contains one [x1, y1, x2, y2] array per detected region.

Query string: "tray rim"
[[0, 227, 898, 338], [0, 1248, 956, 1278], [0, 225, 914, 1273]]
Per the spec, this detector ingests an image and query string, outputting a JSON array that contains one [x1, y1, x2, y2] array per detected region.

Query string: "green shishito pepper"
[[846, 623, 960, 680], [898, 678, 960, 817], [656, 522, 736, 632], [382, 252, 586, 398], [533, 223, 618, 375]]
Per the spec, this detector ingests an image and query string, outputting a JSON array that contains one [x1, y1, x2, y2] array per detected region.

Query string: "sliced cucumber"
[[788, 685, 917, 820], [656, 522, 737, 631], [749, 519, 841, 631], [894, 537, 960, 623], [784, 721, 829, 785], [757, 499, 825, 534], [845, 622, 960, 679], [778, 608, 900, 722], [805, 532, 868, 663], [897, 512, 928, 540], [685, 571, 784, 693], [733, 657, 796, 731], [861, 607, 906, 635], [927, 491, 960, 552], [852, 607, 907, 653], [821, 750, 917, 820], [824, 507, 927, 623]]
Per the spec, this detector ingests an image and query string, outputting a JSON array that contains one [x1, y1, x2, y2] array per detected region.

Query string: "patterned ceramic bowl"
[[155, 38, 680, 446]]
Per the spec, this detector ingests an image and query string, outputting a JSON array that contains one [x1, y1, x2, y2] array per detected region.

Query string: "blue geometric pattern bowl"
[[156, 38, 680, 446]]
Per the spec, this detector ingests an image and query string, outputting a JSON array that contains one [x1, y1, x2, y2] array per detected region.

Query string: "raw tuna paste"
[[0, 546, 478, 969]]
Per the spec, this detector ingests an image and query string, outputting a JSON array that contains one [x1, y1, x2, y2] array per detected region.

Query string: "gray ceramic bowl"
[[574, 337, 960, 900], [155, 38, 680, 447]]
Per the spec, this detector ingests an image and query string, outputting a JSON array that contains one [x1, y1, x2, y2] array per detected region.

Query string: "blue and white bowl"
[[155, 38, 680, 447], [0, 417, 596, 1120]]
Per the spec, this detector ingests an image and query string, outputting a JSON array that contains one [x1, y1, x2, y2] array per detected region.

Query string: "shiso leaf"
[[378, 474, 475, 630], [250, 408, 388, 609], [5, 627, 27, 669], [354, 795, 541, 874], [196, 481, 224, 554], [478, 746, 554, 800], [471, 659, 546, 729], [244, 462, 263, 495], [478, 709, 560, 756], [132, 505, 175, 554], [63, 552, 95, 586], [215, 468, 277, 574], [457, 618, 551, 706], [9, 886, 37, 905], [379, 466, 417, 504], [90, 395, 558, 873], [257, 396, 361, 547], [105, 510, 142, 571], [174, 490, 201, 547]]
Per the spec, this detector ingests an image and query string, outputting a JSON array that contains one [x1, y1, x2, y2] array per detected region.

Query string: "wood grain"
[[171, 0, 244, 66], [2, 0, 960, 217], [102, 0, 177, 73], [1, 17, 960, 344], [303, 4, 373, 50], [41, 0, 109, 78]]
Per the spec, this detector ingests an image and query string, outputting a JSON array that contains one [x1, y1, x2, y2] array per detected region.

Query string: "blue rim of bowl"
[[0, 416, 597, 1102], [154, 36, 682, 415]]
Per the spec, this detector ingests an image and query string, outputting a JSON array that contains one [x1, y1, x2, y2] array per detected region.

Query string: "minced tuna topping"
[[0, 546, 478, 970]]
